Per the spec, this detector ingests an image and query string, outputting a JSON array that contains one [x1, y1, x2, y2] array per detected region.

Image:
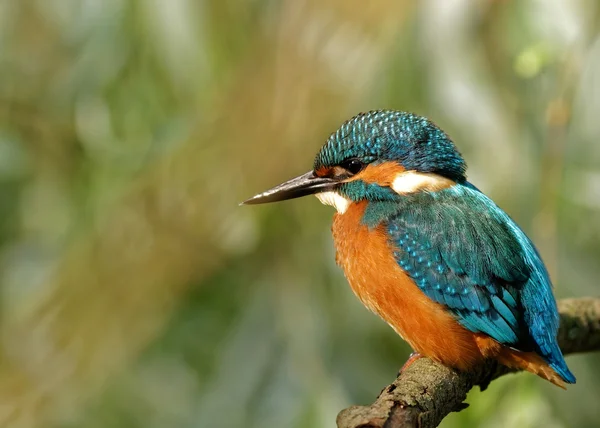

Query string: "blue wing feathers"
[[459, 310, 519, 344], [490, 294, 518, 327], [383, 183, 575, 383]]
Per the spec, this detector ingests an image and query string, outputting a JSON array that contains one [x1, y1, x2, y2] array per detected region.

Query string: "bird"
[[242, 110, 575, 388]]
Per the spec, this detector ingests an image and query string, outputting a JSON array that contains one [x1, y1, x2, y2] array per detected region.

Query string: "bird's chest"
[[331, 202, 418, 328]]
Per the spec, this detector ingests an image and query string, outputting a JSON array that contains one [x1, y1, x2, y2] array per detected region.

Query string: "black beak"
[[241, 171, 337, 205]]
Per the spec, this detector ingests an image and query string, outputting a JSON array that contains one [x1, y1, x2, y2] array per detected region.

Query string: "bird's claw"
[[397, 352, 423, 377]]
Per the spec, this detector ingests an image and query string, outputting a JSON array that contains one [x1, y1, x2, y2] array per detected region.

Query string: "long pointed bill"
[[241, 171, 337, 205]]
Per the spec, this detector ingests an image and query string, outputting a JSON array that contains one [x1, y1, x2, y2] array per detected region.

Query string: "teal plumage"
[[315, 110, 466, 182], [366, 183, 575, 384]]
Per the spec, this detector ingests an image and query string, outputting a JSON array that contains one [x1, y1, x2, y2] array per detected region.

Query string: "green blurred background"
[[0, 0, 599, 427]]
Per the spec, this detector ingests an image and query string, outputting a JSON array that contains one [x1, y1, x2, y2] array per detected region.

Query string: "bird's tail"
[[546, 341, 577, 384], [548, 359, 576, 385], [497, 347, 575, 389]]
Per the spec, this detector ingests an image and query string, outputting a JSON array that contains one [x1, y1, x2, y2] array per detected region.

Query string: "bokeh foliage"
[[0, 1, 599, 427]]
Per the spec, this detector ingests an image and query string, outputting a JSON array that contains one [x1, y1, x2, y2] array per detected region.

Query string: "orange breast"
[[332, 201, 485, 370]]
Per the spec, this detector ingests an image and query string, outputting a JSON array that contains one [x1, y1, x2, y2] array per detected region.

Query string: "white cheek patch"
[[391, 171, 452, 194], [315, 191, 351, 214]]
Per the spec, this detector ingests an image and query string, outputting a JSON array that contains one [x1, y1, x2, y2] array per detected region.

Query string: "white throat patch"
[[316, 191, 351, 214], [391, 171, 451, 194]]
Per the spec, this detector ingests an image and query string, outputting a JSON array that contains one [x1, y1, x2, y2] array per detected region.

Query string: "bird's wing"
[[386, 183, 557, 351]]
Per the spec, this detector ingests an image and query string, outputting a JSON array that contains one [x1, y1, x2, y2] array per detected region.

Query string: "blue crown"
[[314, 110, 467, 182]]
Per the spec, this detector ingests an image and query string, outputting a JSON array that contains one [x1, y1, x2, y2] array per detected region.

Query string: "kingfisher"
[[242, 110, 575, 388]]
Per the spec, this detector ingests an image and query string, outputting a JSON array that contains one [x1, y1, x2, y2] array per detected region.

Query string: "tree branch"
[[336, 297, 600, 428]]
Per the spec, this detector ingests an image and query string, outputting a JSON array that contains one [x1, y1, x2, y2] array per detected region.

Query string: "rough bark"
[[336, 297, 600, 428]]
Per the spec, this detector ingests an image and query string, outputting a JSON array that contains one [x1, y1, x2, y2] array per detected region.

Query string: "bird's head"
[[242, 110, 466, 212]]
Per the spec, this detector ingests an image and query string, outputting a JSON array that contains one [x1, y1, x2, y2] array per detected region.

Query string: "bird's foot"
[[397, 352, 423, 377]]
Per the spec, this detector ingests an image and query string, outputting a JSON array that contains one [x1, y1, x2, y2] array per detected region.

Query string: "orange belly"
[[331, 201, 566, 387]]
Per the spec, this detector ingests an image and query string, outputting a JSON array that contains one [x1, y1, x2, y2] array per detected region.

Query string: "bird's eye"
[[340, 158, 365, 175]]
